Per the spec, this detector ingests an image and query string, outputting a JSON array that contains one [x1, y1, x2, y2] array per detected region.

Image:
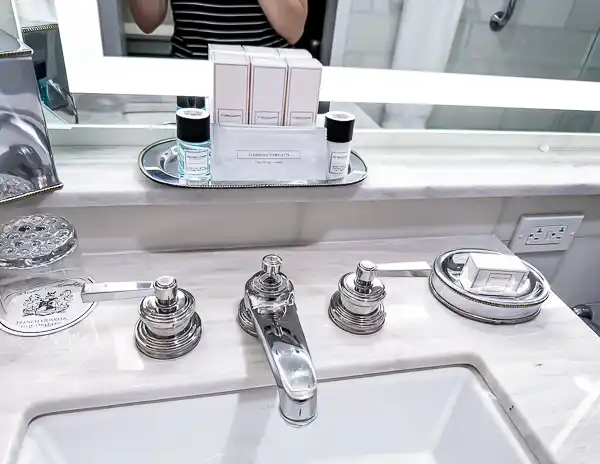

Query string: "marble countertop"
[[9, 134, 600, 209], [2, 235, 600, 463]]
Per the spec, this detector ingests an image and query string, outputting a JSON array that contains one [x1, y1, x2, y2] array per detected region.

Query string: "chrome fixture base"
[[139, 139, 368, 188], [328, 291, 385, 335], [237, 299, 257, 337], [328, 261, 389, 335], [429, 249, 550, 325], [82, 276, 202, 359], [135, 311, 202, 360]]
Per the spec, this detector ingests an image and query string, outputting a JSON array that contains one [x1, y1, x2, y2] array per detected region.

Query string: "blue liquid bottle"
[[176, 108, 211, 185]]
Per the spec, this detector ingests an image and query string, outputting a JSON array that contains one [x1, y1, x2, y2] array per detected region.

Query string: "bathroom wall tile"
[[566, 0, 600, 31], [460, 23, 594, 68], [517, 252, 564, 283], [556, 111, 596, 133], [345, 13, 395, 53], [446, 20, 472, 70], [583, 40, 600, 68], [589, 114, 600, 133], [447, 57, 581, 80], [299, 198, 504, 243], [358, 103, 384, 125], [494, 196, 600, 242], [371, 0, 392, 14], [552, 237, 600, 306], [360, 52, 390, 69], [579, 66, 600, 82], [342, 51, 365, 67], [351, 0, 372, 13], [464, 0, 574, 28], [427, 106, 503, 131], [499, 109, 561, 132], [343, 50, 386, 69], [502, 242, 564, 283]]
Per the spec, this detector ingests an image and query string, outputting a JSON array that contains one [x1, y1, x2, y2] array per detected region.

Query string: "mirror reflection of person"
[[128, 0, 308, 59]]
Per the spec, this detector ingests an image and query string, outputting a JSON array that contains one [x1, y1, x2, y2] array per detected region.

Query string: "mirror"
[[99, 0, 328, 61], [11, 0, 600, 133]]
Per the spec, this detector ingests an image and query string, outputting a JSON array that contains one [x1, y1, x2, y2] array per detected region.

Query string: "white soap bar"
[[284, 58, 322, 127], [212, 51, 250, 125], [249, 57, 287, 126], [459, 253, 528, 296]]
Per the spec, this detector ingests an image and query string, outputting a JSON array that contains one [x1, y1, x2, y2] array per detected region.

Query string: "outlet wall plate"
[[509, 214, 584, 253]]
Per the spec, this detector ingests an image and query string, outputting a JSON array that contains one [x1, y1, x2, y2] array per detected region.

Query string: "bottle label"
[[218, 109, 244, 124], [254, 111, 279, 125], [288, 111, 314, 126], [329, 150, 350, 175], [178, 143, 210, 179]]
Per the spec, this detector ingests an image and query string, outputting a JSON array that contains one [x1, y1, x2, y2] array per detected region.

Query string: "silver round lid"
[[429, 248, 550, 324], [0, 214, 77, 270]]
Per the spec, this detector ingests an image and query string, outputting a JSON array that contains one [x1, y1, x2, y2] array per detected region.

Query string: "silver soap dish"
[[138, 138, 368, 188], [429, 249, 551, 324]]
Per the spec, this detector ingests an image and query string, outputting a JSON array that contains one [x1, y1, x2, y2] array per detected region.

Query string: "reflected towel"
[[382, 0, 465, 129]]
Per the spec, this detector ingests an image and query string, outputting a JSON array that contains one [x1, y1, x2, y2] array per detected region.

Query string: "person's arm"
[[258, 0, 308, 45], [128, 0, 168, 34]]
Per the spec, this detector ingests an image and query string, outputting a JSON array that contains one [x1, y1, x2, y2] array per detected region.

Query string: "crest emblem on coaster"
[[22, 289, 74, 317]]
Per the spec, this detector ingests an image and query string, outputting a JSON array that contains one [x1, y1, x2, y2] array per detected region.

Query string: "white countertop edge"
[[21, 126, 600, 209], [24, 149, 600, 209]]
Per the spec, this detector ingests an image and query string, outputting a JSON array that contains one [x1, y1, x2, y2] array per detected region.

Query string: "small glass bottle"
[[176, 108, 211, 185], [324, 111, 356, 180]]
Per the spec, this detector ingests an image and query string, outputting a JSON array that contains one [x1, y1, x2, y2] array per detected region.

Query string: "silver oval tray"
[[139, 138, 368, 188]]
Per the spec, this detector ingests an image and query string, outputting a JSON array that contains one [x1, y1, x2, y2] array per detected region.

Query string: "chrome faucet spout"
[[239, 255, 317, 426]]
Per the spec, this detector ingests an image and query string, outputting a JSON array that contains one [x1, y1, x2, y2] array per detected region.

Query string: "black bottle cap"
[[176, 108, 210, 143], [177, 95, 206, 109], [324, 111, 356, 143]]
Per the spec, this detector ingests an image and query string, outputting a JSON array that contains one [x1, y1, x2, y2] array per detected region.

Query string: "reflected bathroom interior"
[[14, 0, 600, 132]]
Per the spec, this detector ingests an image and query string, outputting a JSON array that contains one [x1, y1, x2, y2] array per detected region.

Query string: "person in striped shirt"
[[128, 0, 308, 59]]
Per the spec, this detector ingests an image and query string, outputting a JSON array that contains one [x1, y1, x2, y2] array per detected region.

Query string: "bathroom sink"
[[16, 367, 535, 464]]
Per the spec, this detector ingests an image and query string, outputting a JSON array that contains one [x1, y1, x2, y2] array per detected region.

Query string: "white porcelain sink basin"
[[17, 367, 535, 464]]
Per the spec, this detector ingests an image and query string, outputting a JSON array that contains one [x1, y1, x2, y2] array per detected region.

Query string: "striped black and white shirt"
[[170, 0, 288, 59]]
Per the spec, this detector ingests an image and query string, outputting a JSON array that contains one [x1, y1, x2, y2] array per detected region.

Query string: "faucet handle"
[[374, 261, 432, 278], [262, 254, 283, 279], [82, 276, 202, 360], [330, 259, 432, 336], [355, 260, 377, 285], [354, 260, 432, 286], [81, 276, 180, 306]]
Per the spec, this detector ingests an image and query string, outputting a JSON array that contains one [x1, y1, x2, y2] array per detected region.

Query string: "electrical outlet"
[[509, 214, 584, 253]]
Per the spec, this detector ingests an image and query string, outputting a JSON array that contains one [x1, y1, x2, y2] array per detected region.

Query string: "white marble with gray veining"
[[1, 235, 600, 464], [7, 141, 600, 210]]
